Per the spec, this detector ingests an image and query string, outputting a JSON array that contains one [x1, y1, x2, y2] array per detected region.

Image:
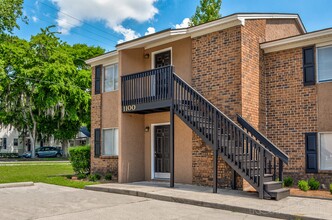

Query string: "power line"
[[25, 4, 115, 47], [38, 1, 120, 43]]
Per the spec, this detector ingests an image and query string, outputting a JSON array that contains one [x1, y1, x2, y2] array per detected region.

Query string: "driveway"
[[0, 183, 279, 220]]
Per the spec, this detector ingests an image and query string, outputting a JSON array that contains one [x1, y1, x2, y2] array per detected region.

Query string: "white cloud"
[[32, 16, 38, 22], [114, 25, 141, 44], [175, 18, 190, 29], [51, 0, 158, 42], [145, 27, 155, 36]]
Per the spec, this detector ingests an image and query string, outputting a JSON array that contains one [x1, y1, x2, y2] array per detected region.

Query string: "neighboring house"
[[70, 127, 91, 146], [0, 127, 23, 154], [0, 126, 90, 155], [86, 13, 332, 200]]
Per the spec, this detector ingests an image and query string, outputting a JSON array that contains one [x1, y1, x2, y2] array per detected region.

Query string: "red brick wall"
[[241, 20, 266, 130], [264, 48, 332, 185], [90, 67, 118, 177], [192, 26, 242, 188]]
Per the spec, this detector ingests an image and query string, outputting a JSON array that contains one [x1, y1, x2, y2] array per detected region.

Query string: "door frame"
[[151, 122, 171, 179], [151, 47, 172, 69]]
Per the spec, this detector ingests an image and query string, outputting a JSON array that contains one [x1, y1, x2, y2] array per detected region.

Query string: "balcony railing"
[[121, 66, 173, 112]]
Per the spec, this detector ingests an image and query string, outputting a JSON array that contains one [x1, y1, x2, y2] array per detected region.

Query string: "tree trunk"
[[62, 140, 69, 157]]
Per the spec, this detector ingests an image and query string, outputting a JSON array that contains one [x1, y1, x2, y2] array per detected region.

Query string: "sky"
[[15, 0, 332, 52]]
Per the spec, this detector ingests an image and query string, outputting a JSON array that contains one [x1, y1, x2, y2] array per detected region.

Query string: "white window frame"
[[316, 44, 332, 83], [102, 128, 119, 156], [318, 132, 332, 171], [103, 63, 118, 93]]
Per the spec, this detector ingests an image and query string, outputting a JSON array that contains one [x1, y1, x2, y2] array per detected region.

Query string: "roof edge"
[[85, 50, 118, 65], [261, 28, 332, 53]]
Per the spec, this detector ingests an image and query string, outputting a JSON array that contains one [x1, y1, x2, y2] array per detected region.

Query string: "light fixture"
[[144, 53, 150, 59], [145, 126, 150, 132]]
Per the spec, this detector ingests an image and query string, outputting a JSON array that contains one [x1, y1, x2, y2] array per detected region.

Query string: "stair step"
[[253, 174, 274, 183], [264, 181, 282, 191], [266, 188, 290, 201]]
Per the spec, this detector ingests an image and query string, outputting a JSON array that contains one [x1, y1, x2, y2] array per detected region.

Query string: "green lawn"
[[0, 162, 98, 188]]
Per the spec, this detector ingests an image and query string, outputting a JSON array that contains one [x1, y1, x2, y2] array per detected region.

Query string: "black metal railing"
[[121, 66, 288, 199], [121, 66, 173, 107], [237, 115, 289, 181], [173, 73, 275, 197]]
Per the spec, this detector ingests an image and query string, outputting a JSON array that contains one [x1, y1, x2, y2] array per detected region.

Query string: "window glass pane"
[[104, 65, 114, 92], [104, 63, 118, 92], [318, 46, 332, 82], [320, 133, 332, 170], [103, 130, 112, 155], [103, 129, 118, 156]]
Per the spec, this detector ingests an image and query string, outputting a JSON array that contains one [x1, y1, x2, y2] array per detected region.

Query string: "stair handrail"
[[236, 114, 289, 165], [172, 72, 275, 156]]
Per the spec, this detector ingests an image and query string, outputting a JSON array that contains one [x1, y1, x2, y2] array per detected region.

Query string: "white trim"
[[318, 132, 332, 171], [102, 128, 119, 156], [85, 51, 118, 65], [117, 13, 304, 51], [261, 29, 332, 53], [150, 122, 170, 180], [103, 63, 119, 93], [316, 45, 332, 83], [151, 47, 172, 69]]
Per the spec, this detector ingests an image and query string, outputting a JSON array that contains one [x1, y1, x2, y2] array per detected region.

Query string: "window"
[[2, 138, 7, 149], [103, 128, 118, 156], [14, 138, 18, 146], [317, 46, 332, 82], [320, 133, 332, 170], [104, 63, 118, 92]]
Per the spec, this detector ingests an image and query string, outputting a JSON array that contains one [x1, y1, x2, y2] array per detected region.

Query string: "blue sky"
[[15, 0, 332, 52]]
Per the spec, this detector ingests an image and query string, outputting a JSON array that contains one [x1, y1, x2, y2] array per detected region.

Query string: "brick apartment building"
[[86, 13, 332, 200]]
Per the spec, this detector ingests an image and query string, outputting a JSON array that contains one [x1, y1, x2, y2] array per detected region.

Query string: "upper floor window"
[[317, 45, 332, 82], [104, 63, 118, 92]]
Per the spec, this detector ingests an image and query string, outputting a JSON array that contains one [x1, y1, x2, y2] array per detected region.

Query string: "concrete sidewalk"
[[85, 181, 332, 220]]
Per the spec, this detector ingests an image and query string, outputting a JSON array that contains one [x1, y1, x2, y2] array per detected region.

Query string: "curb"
[[85, 185, 322, 220], [0, 182, 34, 189]]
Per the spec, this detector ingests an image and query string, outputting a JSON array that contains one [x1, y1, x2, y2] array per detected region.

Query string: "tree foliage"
[[0, 26, 104, 157], [0, 0, 27, 34], [189, 0, 222, 26]]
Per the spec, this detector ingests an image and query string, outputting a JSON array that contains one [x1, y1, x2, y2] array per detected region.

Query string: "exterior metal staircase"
[[122, 66, 290, 200]]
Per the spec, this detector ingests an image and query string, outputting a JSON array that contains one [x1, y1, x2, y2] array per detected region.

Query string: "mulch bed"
[[290, 188, 332, 200]]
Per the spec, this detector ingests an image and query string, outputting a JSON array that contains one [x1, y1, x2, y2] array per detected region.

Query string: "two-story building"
[[86, 13, 332, 200]]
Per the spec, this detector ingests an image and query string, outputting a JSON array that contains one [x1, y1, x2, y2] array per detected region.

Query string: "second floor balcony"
[[121, 66, 173, 113]]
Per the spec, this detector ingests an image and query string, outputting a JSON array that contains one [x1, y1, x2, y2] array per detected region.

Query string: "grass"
[[0, 162, 98, 189]]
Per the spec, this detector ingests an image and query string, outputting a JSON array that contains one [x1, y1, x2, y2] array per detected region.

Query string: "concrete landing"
[[85, 181, 332, 220]]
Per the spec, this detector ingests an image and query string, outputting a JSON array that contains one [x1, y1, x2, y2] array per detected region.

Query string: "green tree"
[[0, 27, 104, 157], [189, 0, 222, 26], [0, 0, 27, 34]]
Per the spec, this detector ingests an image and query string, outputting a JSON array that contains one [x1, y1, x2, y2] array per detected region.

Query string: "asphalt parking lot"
[[0, 183, 279, 220]]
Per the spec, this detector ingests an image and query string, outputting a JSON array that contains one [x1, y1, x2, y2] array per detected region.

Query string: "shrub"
[[0, 153, 19, 158], [69, 146, 90, 174], [105, 173, 112, 181], [308, 177, 320, 190], [89, 174, 101, 182], [77, 173, 87, 180], [298, 180, 309, 192], [330, 184, 332, 194], [283, 177, 294, 187]]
